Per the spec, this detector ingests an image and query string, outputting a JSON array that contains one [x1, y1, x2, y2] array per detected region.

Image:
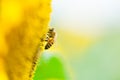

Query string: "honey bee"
[[44, 28, 56, 49]]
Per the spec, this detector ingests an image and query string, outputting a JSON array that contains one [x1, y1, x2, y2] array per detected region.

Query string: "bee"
[[44, 28, 56, 49]]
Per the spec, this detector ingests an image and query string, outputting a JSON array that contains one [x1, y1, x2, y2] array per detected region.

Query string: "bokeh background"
[[34, 0, 120, 80]]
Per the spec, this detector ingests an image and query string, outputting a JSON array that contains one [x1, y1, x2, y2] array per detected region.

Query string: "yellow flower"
[[0, 0, 52, 80]]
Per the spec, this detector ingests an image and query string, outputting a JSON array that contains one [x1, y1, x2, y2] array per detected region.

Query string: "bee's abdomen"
[[45, 41, 54, 50]]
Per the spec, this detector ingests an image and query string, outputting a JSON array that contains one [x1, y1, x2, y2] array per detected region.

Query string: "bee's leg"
[[40, 34, 46, 42], [40, 38, 44, 42], [45, 36, 49, 41]]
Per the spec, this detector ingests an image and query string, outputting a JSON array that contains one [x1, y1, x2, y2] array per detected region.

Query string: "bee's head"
[[49, 28, 54, 32]]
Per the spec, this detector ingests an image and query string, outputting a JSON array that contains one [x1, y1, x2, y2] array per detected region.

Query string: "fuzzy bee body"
[[44, 28, 56, 50]]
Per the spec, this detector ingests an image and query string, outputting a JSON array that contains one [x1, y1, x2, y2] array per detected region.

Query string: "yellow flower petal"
[[0, 0, 52, 80]]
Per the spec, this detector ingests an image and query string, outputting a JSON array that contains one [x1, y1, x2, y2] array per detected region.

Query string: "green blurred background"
[[34, 0, 120, 80]]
